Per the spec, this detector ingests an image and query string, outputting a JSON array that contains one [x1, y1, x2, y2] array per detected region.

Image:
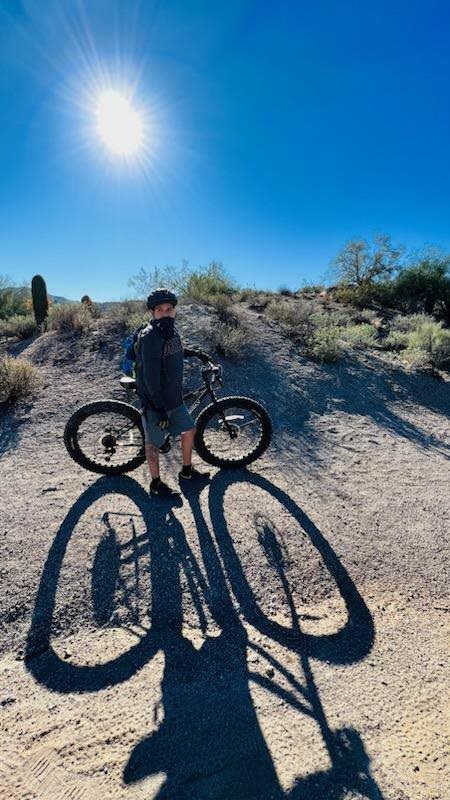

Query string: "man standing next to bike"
[[135, 287, 212, 497]]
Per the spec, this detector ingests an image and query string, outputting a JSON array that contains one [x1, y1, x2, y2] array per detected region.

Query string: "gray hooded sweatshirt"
[[135, 320, 205, 412]]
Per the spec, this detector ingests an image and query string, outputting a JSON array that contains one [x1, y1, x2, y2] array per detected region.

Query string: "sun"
[[96, 90, 143, 155]]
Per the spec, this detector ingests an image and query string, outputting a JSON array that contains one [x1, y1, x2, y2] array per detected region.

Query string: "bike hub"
[[100, 432, 117, 451]]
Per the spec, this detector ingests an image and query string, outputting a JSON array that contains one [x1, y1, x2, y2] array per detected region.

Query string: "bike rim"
[[201, 404, 265, 462], [73, 410, 144, 469]]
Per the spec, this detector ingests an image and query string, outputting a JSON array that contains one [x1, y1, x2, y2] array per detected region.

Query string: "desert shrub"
[[298, 282, 326, 294], [48, 303, 93, 334], [334, 280, 394, 309], [266, 299, 311, 329], [210, 322, 249, 360], [308, 322, 342, 363], [392, 256, 450, 320], [341, 323, 378, 349], [380, 330, 409, 351], [389, 313, 431, 333], [354, 308, 379, 324], [405, 320, 450, 368], [0, 287, 29, 320], [128, 261, 192, 297], [105, 301, 147, 333], [248, 294, 270, 311], [267, 299, 293, 324], [208, 294, 241, 327], [267, 300, 342, 361], [0, 314, 37, 339], [0, 355, 41, 405], [277, 285, 294, 296], [236, 287, 261, 302], [185, 262, 238, 303], [328, 307, 358, 328]]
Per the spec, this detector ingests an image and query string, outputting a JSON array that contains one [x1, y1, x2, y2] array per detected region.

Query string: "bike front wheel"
[[64, 400, 146, 475], [194, 395, 272, 468]]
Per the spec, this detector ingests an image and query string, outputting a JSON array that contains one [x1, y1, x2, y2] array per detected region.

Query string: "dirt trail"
[[1, 304, 449, 800]]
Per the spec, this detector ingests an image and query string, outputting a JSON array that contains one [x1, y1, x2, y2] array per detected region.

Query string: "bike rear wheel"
[[64, 400, 146, 475], [194, 395, 272, 468]]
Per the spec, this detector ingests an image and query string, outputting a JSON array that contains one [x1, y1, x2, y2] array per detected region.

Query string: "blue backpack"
[[120, 322, 149, 378]]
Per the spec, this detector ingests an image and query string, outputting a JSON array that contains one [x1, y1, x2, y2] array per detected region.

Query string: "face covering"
[[154, 316, 175, 339]]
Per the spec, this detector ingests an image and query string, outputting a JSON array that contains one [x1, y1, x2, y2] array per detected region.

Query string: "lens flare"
[[96, 90, 142, 155]]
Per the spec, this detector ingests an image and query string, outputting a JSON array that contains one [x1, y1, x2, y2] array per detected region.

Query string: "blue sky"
[[1, 0, 449, 301]]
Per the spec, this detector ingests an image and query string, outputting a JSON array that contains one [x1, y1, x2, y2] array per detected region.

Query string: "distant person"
[[135, 287, 212, 497]]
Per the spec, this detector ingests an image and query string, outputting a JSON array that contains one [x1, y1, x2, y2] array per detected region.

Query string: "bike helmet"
[[146, 287, 178, 311]]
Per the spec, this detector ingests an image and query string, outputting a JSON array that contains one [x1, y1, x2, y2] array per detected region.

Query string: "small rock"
[[266, 667, 275, 679], [0, 695, 16, 707]]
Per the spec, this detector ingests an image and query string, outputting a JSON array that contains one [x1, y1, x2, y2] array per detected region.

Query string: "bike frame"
[[125, 363, 239, 439]]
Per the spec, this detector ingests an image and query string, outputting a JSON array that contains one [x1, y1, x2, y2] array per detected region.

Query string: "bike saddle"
[[119, 376, 137, 388]]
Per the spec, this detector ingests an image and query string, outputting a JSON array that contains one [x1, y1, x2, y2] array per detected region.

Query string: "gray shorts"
[[140, 402, 196, 447]]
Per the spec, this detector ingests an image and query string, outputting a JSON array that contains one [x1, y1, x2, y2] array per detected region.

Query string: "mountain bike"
[[63, 358, 272, 475]]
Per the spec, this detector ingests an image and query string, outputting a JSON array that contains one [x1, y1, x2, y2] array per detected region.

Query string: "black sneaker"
[[178, 465, 211, 481], [149, 478, 181, 497]]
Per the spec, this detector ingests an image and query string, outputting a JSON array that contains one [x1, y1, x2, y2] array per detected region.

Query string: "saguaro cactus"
[[31, 274, 49, 331]]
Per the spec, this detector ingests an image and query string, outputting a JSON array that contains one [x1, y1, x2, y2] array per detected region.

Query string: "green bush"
[[405, 320, 450, 368], [266, 299, 311, 328], [380, 330, 409, 351], [392, 257, 450, 319], [0, 314, 37, 340], [185, 262, 238, 303], [210, 321, 249, 360], [308, 323, 342, 363], [0, 355, 41, 405], [389, 313, 431, 333], [334, 280, 394, 309], [0, 286, 29, 320], [341, 323, 377, 349], [354, 308, 379, 324]]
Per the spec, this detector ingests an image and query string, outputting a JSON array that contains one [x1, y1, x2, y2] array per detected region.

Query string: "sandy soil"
[[0, 303, 449, 800]]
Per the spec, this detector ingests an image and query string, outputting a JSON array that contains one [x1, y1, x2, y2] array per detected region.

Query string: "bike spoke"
[[76, 411, 144, 468], [202, 405, 264, 461]]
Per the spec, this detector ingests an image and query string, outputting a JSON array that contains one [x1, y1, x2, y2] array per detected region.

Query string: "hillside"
[[0, 299, 449, 800]]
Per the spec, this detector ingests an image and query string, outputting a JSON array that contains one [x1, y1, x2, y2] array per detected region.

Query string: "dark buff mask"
[[154, 316, 175, 339]]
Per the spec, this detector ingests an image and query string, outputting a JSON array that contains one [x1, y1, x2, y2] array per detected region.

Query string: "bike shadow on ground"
[[25, 471, 383, 799]]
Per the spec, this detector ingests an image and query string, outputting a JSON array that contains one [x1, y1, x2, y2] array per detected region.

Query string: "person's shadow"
[[25, 471, 383, 799]]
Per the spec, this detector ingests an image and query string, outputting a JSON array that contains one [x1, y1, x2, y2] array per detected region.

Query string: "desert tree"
[[331, 233, 404, 286]]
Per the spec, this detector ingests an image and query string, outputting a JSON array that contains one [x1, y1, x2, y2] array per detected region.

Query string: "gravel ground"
[[0, 303, 449, 800]]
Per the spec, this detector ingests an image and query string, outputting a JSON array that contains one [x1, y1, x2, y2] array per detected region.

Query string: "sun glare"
[[96, 90, 143, 155]]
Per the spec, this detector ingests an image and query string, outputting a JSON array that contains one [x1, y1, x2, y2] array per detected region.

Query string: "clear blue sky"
[[1, 0, 449, 301]]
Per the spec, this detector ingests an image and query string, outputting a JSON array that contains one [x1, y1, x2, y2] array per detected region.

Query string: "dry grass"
[[0, 355, 42, 406], [48, 303, 93, 334], [0, 314, 37, 340], [210, 322, 249, 360]]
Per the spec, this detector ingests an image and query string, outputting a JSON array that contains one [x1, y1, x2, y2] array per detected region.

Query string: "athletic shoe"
[[149, 478, 181, 497]]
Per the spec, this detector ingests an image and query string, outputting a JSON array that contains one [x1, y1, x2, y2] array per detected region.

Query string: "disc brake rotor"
[[203, 407, 263, 460]]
